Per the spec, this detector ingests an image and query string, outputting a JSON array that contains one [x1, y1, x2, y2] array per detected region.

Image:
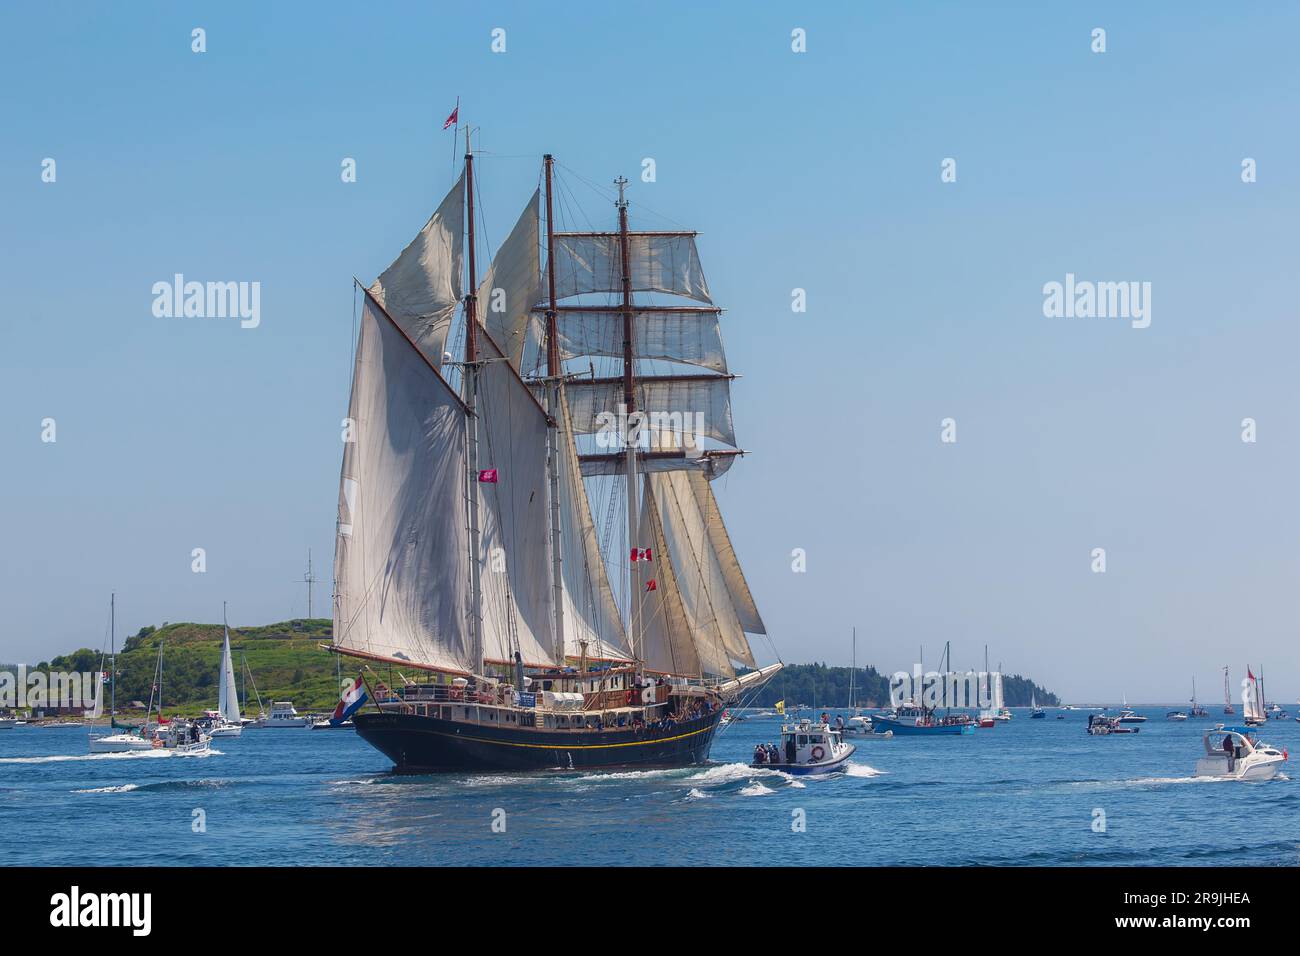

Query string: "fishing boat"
[[1194, 727, 1286, 781], [752, 719, 855, 774], [202, 604, 243, 737], [332, 132, 781, 772], [1030, 692, 1045, 718], [871, 703, 975, 735]]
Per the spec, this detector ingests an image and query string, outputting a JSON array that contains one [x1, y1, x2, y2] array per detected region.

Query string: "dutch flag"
[[333, 676, 369, 725]]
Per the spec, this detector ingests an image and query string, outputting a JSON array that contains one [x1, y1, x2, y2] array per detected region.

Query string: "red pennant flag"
[[443, 105, 459, 130], [644, 579, 657, 592], [630, 547, 652, 562], [1247, 668, 1255, 680], [478, 469, 498, 483]]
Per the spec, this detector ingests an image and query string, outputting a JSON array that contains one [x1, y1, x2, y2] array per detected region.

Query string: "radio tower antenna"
[[298, 549, 318, 619]]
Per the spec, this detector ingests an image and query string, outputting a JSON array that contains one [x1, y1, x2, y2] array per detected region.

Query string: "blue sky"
[[2, 2, 1298, 702]]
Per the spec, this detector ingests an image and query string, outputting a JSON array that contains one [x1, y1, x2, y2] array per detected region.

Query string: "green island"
[[28, 620, 1057, 715]]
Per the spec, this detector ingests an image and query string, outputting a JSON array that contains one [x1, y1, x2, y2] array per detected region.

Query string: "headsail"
[[333, 294, 474, 673], [369, 173, 466, 370]]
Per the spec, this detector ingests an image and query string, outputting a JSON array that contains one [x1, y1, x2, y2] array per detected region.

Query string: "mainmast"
[[109, 593, 116, 726], [615, 175, 642, 670], [544, 155, 566, 667], [463, 126, 485, 675]]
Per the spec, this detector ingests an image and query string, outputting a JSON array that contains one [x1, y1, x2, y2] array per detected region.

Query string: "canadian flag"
[[478, 469, 498, 483], [644, 579, 657, 592], [630, 547, 652, 562], [443, 105, 459, 129]]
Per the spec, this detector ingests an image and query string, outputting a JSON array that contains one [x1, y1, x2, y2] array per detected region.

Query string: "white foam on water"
[[71, 784, 140, 794], [739, 782, 774, 797], [844, 763, 885, 778], [686, 762, 784, 786], [0, 750, 173, 764], [685, 788, 711, 800], [0, 746, 218, 765]]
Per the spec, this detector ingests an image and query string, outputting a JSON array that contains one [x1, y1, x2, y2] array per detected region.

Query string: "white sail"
[[218, 624, 240, 722], [637, 481, 708, 677], [551, 233, 711, 303], [477, 191, 540, 370], [475, 332, 558, 667], [333, 296, 474, 673], [564, 376, 737, 447], [84, 671, 103, 720], [549, 308, 727, 373], [556, 385, 631, 662], [369, 173, 466, 370], [650, 470, 755, 670], [685, 471, 765, 635], [1244, 674, 1264, 721], [993, 673, 1005, 710]]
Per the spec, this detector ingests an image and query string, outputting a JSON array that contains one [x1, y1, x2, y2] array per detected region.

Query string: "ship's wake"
[[0, 748, 219, 765]]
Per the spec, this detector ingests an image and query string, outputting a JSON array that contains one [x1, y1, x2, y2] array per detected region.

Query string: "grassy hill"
[[42, 619, 345, 715]]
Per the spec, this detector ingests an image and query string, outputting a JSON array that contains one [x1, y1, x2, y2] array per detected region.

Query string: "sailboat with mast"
[[201, 603, 243, 737], [331, 129, 781, 772], [88, 594, 152, 753]]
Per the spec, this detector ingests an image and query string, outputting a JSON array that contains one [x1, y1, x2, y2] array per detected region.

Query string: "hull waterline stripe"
[[361, 721, 715, 751]]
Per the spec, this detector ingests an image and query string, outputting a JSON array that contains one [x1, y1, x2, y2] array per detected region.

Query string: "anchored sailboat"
[[332, 132, 780, 772]]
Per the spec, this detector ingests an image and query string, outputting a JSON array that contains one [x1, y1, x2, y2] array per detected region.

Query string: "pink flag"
[[478, 469, 498, 483]]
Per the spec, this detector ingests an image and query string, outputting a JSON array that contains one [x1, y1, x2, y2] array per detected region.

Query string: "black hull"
[[353, 709, 723, 773]]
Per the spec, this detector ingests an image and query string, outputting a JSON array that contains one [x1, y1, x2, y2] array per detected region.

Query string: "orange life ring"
[[811, 745, 826, 761]]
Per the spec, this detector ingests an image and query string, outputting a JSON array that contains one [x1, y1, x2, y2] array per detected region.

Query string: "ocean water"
[[3, 709, 1297, 866]]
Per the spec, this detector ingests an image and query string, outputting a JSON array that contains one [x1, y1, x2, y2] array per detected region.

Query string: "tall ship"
[[331, 128, 781, 772]]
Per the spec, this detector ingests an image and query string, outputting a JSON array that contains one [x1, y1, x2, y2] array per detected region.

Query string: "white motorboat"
[[1166, 711, 1188, 721], [0, 717, 18, 729], [152, 719, 211, 754], [1194, 727, 1286, 781], [1116, 709, 1147, 723], [841, 714, 876, 736], [251, 701, 310, 728], [751, 719, 856, 774], [88, 731, 154, 753]]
